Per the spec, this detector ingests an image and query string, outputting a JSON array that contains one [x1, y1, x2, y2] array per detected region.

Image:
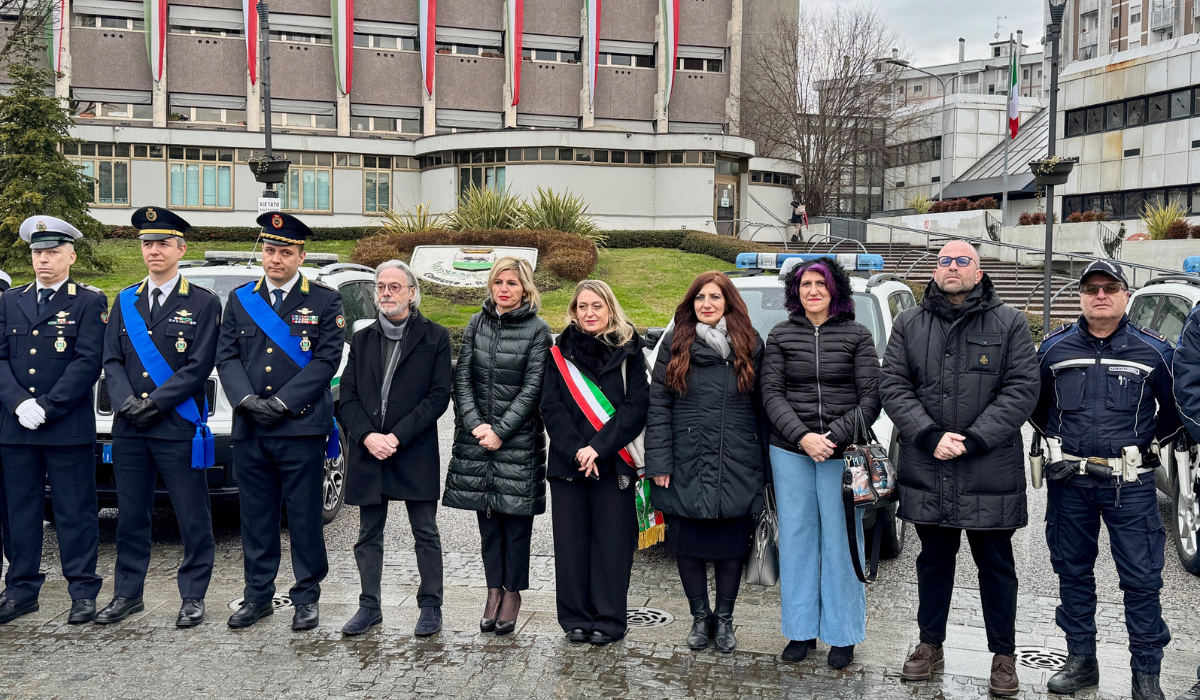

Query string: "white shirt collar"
[[35, 278, 67, 294], [146, 274, 179, 300], [265, 273, 300, 296]]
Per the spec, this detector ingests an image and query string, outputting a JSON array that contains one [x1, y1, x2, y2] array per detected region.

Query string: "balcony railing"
[[960, 83, 981, 94], [1079, 29, 1098, 47], [1079, 0, 1099, 15], [1150, 2, 1177, 31]]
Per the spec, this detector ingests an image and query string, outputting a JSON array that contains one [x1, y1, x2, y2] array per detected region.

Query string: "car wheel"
[[1172, 471, 1200, 575], [322, 426, 349, 525]]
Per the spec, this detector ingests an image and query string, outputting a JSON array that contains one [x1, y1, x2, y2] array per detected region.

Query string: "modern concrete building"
[[0, 0, 803, 232], [894, 35, 1045, 105], [1053, 0, 1200, 62]]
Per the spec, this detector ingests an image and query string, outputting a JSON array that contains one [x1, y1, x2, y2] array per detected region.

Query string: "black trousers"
[[914, 524, 1017, 655], [235, 436, 328, 605], [1, 444, 101, 602], [355, 500, 443, 609], [550, 475, 637, 639], [112, 437, 215, 599], [476, 510, 534, 592]]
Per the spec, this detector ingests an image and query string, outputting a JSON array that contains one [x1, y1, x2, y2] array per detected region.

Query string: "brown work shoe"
[[901, 642, 945, 681], [989, 654, 1019, 696]]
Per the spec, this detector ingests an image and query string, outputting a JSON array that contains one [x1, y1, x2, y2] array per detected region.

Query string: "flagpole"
[[1002, 33, 1013, 228]]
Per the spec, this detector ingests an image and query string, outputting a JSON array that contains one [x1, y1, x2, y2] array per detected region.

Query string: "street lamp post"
[[1042, 0, 1068, 338], [247, 1, 290, 210], [886, 59, 953, 202]]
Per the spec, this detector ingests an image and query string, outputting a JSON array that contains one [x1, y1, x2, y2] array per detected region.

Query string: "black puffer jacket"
[[444, 300, 552, 516], [541, 324, 648, 480], [880, 275, 1039, 530], [760, 265, 881, 457], [644, 331, 767, 519]]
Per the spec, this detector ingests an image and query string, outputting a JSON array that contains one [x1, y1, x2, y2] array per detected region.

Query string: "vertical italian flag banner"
[[1008, 48, 1019, 139], [332, 0, 354, 95], [585, 0, 600, 112], [243, 0, 258, 85], [505, 0, 523, 106], [144, 0, 167, 81], [419, 0, 436, 97], [45, 0, 66, 72], [661, 0, 678, 107]]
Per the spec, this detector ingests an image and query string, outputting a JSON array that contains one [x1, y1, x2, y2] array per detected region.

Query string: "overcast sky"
[[803, 0, 1048, 66]]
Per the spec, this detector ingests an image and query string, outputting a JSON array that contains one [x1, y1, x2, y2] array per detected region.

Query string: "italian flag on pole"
[[332, 0, 354, 95], [1008, 49, 1019, 139]]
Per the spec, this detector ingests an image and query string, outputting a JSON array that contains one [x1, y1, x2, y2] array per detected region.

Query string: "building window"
[[1148, 94, 1169, 123], [353, 34, 418, 51], [275, 152, 332, 212], [913, 84, 923, 93], [171, 25, 243, 38], [749, 171, 795, 187], [131, 145, 164, 159], [73, 100, 152, 120], [677, 57, 723, 73], [1106, 101, 1125, 129], [1023, 68, 1030, 79], [68, 143, 131, 206], [350, 115, 420, 134], [993, 46, 1001, 57], [167, 147, 234, 210], [435, 43, 504, 58], [599, 52, 655, 68], [269, 31, 332, 45], [887, 137, 941, 167], [171, 106, 248, 125], [363, 157, 391, 214], [522, 48, 579, 63], [271, 112, 337, 130], [1171, 89, 1191, 119], [74, 14, 144, 30], [1131, 11, 1142, 23], [1127, 97, 1147, 126]]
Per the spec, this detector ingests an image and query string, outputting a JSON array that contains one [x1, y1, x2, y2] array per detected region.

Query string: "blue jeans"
[[771, 446, 866, 646]]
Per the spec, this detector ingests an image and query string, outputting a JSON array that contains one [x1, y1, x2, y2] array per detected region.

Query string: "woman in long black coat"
[[338, 260, 452, 637], [645, 271, 766, 654], [541, 280, 648, 646]]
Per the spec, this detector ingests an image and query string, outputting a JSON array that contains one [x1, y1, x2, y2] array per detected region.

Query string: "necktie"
[[272, 288, 285, 312], [150, 289, 163, 321], [37, 288, 53, 312]]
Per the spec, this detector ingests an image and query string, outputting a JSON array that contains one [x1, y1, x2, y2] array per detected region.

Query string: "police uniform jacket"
[[1031, 315, 1181, 458], [1174, 306, 1200, 442], [215, 274, 344, 440], [102, 276, 221, 440], [0, 279, 107, 445]]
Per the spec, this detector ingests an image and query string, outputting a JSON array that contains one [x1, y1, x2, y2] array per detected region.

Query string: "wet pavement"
[[2, 414, 1198, 698]]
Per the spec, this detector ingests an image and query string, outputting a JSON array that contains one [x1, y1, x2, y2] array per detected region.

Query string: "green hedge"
[[678, 234, 781, 263], [601, 230, 692, 249], [104, 226, 379, 242]]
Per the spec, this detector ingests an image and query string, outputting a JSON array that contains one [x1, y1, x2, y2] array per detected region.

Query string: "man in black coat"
[[0, 216, 107, 625], [97, 207, 221, 627], [880, 240, 1039, 696], [216, 212, 344, 631], [338, 260, 451, 637]]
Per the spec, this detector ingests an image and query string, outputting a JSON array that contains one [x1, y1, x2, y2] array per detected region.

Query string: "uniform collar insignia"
[[178, 276, 190, 296], [67, 283, 76, 297], [300, 276, 310, 294]]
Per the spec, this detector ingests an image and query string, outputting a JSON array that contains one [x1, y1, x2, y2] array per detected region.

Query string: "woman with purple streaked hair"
[[759, 257, 881, 669]]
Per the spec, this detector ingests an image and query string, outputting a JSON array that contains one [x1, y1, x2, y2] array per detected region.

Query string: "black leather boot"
[[1132, 671, 1166, 700], [686, 597, 711, 650], [712, 597, 737, 654], [1178, 669, 1200, 700], [1047, 654, 1099, 694]]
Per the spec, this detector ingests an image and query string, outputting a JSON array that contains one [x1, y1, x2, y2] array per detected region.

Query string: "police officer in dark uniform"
[[1031, 260, 1180, 700], [96, 207, 220, 627], [216, 211, 343, 630], [0, 216, 107, 625]]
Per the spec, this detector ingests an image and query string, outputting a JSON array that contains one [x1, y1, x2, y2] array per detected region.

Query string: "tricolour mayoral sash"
[[118, 285, 214, 469], [550, 346, 664, 549], [234, 281, 340, 459]]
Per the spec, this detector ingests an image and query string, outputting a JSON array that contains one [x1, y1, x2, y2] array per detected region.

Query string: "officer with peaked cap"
[[96, 207, 221, 627], [216, 211, 344, 630], [0, 216, 107, 625]]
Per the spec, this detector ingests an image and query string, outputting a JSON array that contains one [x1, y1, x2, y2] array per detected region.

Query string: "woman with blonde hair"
[[444, 257, 551, 636], [541, 280, 649, 645]]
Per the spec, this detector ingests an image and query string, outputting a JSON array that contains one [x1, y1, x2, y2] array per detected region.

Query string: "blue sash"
[[118, 286, 214, 469], [234, 282, 340, 459]]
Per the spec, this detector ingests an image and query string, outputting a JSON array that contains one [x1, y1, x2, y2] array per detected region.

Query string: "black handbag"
[[744, 483, 779, 586], [841, 408, 897, 583]]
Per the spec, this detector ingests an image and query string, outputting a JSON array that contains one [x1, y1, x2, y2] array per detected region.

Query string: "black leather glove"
[[116, 395, 139, 417], [1045, 460, 1079, 484], [240, 395, 287, 428], [125, 398, 164, 431]]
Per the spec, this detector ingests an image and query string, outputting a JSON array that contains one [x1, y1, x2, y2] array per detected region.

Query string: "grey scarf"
[[378, 312, 409, 421], [695, 317, 731, 358]]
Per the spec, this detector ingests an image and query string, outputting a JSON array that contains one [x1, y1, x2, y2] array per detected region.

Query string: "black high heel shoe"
[[480, 588, 503, 633], [494, 591, 521, 635]]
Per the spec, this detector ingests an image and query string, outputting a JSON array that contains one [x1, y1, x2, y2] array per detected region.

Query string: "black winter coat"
[[880, 275, 1040, 530], [541, 324, 649, 480], [760, 309, 882, 458], [644, 331, 766, 519], [444, 300, 552, 516], [340, 310, 452, 505]]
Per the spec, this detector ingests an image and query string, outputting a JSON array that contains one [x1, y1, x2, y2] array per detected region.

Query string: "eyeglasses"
[[375, 283, 411, 295], [937, 256, 976, 268], [1079, 282, 1126, 296]]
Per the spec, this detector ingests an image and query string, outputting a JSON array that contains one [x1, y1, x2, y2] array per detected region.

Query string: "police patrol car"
[[1122, 256, 1200, 575], [86, 252, 379, 525], [643, 252, 917, 559]]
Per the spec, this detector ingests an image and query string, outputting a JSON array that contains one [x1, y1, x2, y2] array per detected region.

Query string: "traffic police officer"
[[216, 211, 343, 630], [0, 216, 107, 625], [97, 207, 220, 627], [1030, 260, 1180, 700]]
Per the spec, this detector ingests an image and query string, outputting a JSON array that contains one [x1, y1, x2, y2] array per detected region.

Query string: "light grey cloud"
[[802, 0, 1047, 66]]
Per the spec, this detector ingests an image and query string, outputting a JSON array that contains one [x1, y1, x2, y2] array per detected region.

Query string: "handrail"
[[903, 252, 937, 279], [802, 234, 868, 256], [1022, 275, 1080, 314], [1097, 220, 1123, 260], [709, 218, 791, 251]]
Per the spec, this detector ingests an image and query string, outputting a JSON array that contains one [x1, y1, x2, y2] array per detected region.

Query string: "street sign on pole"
[[258, 196, 281, 214]]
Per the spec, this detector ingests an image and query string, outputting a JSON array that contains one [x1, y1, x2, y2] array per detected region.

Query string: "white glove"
[[16, 399, 45, 430]]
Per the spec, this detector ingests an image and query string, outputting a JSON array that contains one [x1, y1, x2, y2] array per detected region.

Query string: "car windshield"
[[179, 274, 260, 309], [738, 288, 887, 356]]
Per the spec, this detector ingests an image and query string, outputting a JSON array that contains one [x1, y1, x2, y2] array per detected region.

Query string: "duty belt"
[[1060, 451, 1155, 483]]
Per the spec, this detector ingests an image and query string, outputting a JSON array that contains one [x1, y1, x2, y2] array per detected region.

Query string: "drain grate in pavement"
[[626, 607, 673, 628], [228, 596, 294, 612], [1014, 646, 1068, 670]]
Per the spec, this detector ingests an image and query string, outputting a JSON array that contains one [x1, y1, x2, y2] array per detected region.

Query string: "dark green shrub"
[[602, 230, 690, 249], [678, 234, 779, 263]]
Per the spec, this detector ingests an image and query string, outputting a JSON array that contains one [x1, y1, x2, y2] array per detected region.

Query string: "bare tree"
[[1, 0, 52, 63], [740, 6, 913, 218]]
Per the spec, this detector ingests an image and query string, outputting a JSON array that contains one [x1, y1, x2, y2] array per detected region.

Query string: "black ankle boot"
[[686, 597, 711, 650], [1046, 654, 1099, 694], [712, 597, 737, 654], [781, 639, 816, 662], [827, 645, 854, 669], [1132, 671, 1165, 700]]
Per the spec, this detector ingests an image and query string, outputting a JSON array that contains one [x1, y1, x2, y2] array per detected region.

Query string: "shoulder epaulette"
[[310, 279, 335, 291], [187, 281, 218, 296], [79, 283, 102, 294], [1043, 322, 1074, 342], [1134, 323, 1169, 343]]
